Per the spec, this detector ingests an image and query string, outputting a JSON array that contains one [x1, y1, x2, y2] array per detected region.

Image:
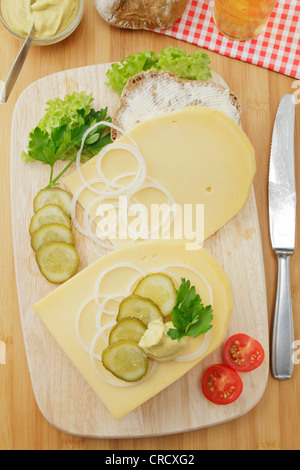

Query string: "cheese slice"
[[64, 106, 255, 247], [33, 239, 233, 419]]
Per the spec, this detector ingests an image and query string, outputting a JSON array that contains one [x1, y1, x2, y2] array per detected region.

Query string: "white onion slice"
[[93, 263, 146, 310], [83, 196, 142, 250], [83, 172, 139, 241], [75, 296, 115, 354], [71, 178, 103, 239], [95, 142, 147, 197], [76, 122, 146, 197], [89, 321, 116, 362], [96, 292, 128, 318], [154, 269, 181, 286], [71, 188, 138, 253], [95, 293, 125, 344], [125, 271, 145, 292], [131, 176, 177, 238]]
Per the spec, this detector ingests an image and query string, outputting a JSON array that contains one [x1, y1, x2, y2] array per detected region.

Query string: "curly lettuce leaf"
[[106, 50, 157, 95], [154, 47, 212, 81], [38, 91, 94, 135], [106, 47, 212, 95]]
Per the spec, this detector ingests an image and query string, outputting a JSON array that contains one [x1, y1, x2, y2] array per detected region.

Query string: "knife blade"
[[269, 94, 296, 380], [0, 24, 35, 104]]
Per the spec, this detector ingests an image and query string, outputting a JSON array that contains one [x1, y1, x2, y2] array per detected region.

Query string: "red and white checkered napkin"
[[158, 0, 300, 79]]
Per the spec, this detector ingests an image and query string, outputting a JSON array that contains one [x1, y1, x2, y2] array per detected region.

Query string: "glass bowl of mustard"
[[0, 0, 84, 46]]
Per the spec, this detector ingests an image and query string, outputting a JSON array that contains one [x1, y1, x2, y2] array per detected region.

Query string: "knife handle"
[[272, 251, 294, 380]]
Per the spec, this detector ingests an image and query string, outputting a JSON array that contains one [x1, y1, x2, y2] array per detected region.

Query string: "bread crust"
[[94, 0, 188, 29]]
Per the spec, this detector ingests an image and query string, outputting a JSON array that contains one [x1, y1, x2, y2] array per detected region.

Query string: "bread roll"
[[93, 0, 189, 30]]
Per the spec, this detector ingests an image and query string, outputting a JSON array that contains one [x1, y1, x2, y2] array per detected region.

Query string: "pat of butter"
[[33, 240, 233, 419], [139, 319, 165, 347], [139, 320, 189, 362]]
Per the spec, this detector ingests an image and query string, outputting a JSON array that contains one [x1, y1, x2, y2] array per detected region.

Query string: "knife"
[[269, 94, 296, 380], [0, 24, 35, 104]]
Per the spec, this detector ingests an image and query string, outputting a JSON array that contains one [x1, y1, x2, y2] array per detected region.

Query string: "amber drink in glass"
[[213, 0, 278, 41]]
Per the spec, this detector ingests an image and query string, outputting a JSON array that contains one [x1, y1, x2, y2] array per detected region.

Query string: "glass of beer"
[[213, 0, 278, 41]]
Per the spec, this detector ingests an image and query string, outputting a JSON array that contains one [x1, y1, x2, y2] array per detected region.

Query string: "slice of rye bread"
[[111, 70, 241, 140]]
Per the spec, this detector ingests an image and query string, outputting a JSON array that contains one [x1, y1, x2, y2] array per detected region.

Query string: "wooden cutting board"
[[10, 63, 269, 438]]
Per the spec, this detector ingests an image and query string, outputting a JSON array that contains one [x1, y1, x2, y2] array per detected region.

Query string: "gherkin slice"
[[29, 204, 71, 235], [109, 318, 146, 345], [133, 273, 176, 317], [36, 242, 79, 284], [102, 341, 148, 382], [34, 187, 72, 217], [31, 223, 74, 252], [117, 295, 163, 326]]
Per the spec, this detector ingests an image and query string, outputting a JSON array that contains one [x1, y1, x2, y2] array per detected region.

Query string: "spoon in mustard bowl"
[[0, 24, 35, 104]]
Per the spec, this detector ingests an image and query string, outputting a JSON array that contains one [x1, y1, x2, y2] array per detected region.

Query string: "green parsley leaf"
[[27, 127, 57, 166], [167, 278, 213, 342], [22, 92, 112, 187]]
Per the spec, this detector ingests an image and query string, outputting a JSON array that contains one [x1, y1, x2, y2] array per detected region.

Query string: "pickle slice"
[[36, 242, 79, 284], [102, 341, 148, 382], [34, 187, 72, 216], [117, 295, 163, 326], [109, 318, 147, 344], [133, 273, 177, 317], [29, 204, 71, 235], [31, 224, 74, 252]]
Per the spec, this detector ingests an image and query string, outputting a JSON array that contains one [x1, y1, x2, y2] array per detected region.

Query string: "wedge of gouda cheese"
[[63, 106, 255, 246], [33, 240, 233, 419]]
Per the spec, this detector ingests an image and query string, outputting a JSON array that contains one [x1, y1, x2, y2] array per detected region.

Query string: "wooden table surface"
[[0, 1, 299, 451]]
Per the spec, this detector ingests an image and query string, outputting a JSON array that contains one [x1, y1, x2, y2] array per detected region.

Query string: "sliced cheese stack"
[[33, 239, 233, 419], [63, 106, 255, 246]]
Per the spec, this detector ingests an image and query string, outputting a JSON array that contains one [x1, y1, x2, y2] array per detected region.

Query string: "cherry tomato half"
[[224, 334, 265, 372], [201, 364, 243, 405]]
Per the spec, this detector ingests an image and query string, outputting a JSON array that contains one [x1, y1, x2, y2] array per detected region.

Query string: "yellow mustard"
[[4, 0, 78, 39], [139, 319, 189, 362]]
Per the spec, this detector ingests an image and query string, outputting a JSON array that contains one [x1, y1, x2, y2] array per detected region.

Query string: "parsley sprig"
[[167, 279, 213, 342], [21, 92, 112, 188]]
